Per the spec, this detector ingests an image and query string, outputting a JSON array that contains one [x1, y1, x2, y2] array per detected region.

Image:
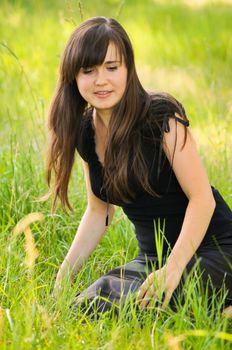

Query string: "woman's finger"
[[138, 283, 157, 308], [135, 284, 147, 303], [135, 274, 154, 303], [161, 289, 172, 309], [139, 290, 152, 309]]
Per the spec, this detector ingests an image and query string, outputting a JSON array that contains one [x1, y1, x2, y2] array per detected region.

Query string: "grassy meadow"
[[0, 0, 232, 348]]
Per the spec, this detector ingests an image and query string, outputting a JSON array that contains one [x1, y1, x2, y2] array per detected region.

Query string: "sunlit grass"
[[0, 0, 232, 349]]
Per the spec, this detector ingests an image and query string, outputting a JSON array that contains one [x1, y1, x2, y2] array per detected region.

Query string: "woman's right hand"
[[52, 263, 73, 298], [52, 270, 62, 298], [52, 269, 64, 298]]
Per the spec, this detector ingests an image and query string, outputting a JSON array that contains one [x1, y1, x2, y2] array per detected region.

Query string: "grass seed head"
[[13, 212, 44, 236], [164, 331, 183, 350], [24, 227, 39, 271]]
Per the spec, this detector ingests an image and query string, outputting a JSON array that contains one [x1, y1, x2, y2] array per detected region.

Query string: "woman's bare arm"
[[163, 117, 216, 272], [55, 160, 114, 287], [136, 116, 216, 308]]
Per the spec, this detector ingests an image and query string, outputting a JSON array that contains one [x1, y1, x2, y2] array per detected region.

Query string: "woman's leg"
[[72, 256, 156, 315], [171, 244, 232, 309], [72, 244, 232, 315]]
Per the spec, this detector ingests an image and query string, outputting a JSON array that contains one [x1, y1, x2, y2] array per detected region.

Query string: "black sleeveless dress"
[[74, 106, 232, 314]]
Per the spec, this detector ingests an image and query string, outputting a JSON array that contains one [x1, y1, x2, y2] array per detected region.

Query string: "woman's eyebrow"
[[104, 60, 121, 64]]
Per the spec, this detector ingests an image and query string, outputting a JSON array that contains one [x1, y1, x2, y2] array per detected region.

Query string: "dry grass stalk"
[[164, 331, 183, 350], [24, 227, 39, 271], [37, 304, 52, 330], [13, 212, 44, 236], [13, 212, 44, 272]]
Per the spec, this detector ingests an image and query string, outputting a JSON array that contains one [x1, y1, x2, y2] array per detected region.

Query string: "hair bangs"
[[76, 26, 125, 72]]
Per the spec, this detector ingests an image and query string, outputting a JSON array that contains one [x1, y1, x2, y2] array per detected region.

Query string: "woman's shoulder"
[[144, 91, 190, 133], [149, 91, 188, 120]]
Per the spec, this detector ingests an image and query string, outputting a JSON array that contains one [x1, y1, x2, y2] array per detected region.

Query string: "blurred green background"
[[1, 0, 232, 137], [0, 0, 232, 216]]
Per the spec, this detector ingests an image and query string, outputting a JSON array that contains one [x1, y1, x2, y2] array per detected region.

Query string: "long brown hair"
[[46, 16, 188, 210]]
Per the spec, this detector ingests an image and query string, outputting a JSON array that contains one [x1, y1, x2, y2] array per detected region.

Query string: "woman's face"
[[76, 42, 128, 117]]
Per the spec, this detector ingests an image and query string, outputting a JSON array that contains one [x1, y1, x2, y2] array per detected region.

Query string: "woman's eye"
[[82, 68, 94, 74], [107, 66, 118, 71]]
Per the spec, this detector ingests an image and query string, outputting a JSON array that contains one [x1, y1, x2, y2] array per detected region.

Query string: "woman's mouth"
[[94, 91, 112, 98]]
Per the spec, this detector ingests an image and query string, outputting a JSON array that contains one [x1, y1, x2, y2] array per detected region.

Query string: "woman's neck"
[[92, 109, 109, 165], [93, 108, 111, 129]]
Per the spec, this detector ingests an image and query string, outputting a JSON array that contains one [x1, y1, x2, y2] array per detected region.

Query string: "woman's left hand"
[[135, 264, 183, 309]]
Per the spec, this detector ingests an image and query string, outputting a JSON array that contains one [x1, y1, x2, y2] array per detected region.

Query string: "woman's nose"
[[95, 68, 107, 85]]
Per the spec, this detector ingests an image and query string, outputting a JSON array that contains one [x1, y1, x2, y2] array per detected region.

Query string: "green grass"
[[0, 0, 232, 349]]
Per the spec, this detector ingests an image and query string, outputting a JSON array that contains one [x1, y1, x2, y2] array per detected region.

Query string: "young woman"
[[47, 16, 232, 314]]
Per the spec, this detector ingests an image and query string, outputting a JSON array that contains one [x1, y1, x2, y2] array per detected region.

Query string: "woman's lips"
[[94, 91, 112, 98]]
